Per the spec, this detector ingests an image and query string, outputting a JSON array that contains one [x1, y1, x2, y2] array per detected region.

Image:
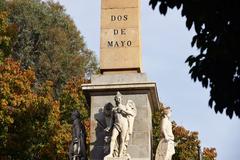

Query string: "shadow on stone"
[[90, 103, 114, 160]]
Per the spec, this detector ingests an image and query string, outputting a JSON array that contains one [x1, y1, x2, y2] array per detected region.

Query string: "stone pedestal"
[[104, 157, 129, 160], [82, 73, 160, 160]]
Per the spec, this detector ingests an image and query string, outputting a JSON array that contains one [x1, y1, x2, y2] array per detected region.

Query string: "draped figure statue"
[[155, 107, 175, 160], [69, 110, 87, 160]]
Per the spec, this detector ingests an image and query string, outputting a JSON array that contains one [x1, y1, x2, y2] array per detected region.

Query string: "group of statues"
[[68, 91, 175, 160], [104, 92, 137, 159]]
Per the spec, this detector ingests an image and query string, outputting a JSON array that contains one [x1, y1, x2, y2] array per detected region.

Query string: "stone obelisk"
[[100, 0, 142, 73], [82, 0, 161, 159]]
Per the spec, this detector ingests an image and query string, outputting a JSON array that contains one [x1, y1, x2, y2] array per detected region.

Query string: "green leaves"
[[149, 0, 158, 9], [0, 11, 16, 63], [186, 18, 193, 30], [5, 0, 98, 97], [203, 148, 217, 160], [0, 59, 89, 159], [149, 0, 240, 118], [0, 0, 95, 158], [159, 2, 168, 15]]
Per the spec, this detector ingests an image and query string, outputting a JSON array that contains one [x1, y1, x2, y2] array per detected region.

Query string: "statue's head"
[[163, 107, 172, 118], [114, 91, 122, 105], [71, 110, 80, 121], [104, 103, 113, 117]]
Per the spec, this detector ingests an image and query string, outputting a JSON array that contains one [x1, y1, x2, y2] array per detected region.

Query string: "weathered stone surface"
[[90, 92, 151, 160], [82, 73, 160, 112], [102, 0, 140, 9], [131, 132, 149, 145], [100, 0, 142, 73], [100, 47, 141, 70], [128, 145, 150, 157], [104, 157, 129, 160], [101, 8, 139, 29], [82, 73, 160, 160], [133, 115, 150, 132], [92, 73, 148, 84]]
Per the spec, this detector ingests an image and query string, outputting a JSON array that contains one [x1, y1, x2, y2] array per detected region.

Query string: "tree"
[[172, 123, 200, 160], [0, 58, 92, 159], [60, 77, 89, 124], [0, 9, 16, 63], [173, 124, 217, 160], [4, 0, 98, 97], [59, 77, 91, 150], [0, 59, 73, 159], [149, 0, 240, 118], [152, 108, 217, 160], [203, 148, 217, 160], [0, 1, 95, 158]]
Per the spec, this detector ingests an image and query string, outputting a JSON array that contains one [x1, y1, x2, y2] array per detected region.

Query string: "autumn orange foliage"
[[0, 11, 16, 63], [172, 123, 200, 160], [203, 148, 217, 160], [0, 59, 89, 159]]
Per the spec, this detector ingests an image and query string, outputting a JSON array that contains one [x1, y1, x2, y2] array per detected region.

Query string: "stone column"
[[100, 0, 142, 73], [82, 0, 161, 159]]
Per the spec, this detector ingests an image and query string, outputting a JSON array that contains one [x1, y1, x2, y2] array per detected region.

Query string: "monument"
[[82, 0, 161, 159]]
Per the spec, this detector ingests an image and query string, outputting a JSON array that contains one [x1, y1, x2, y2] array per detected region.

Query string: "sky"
[[55, 0, 240, 159]]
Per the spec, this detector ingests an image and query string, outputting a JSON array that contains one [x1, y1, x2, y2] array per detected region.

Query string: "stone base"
[[82, 73, 161, 160], [104, 157, 130, 160]]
